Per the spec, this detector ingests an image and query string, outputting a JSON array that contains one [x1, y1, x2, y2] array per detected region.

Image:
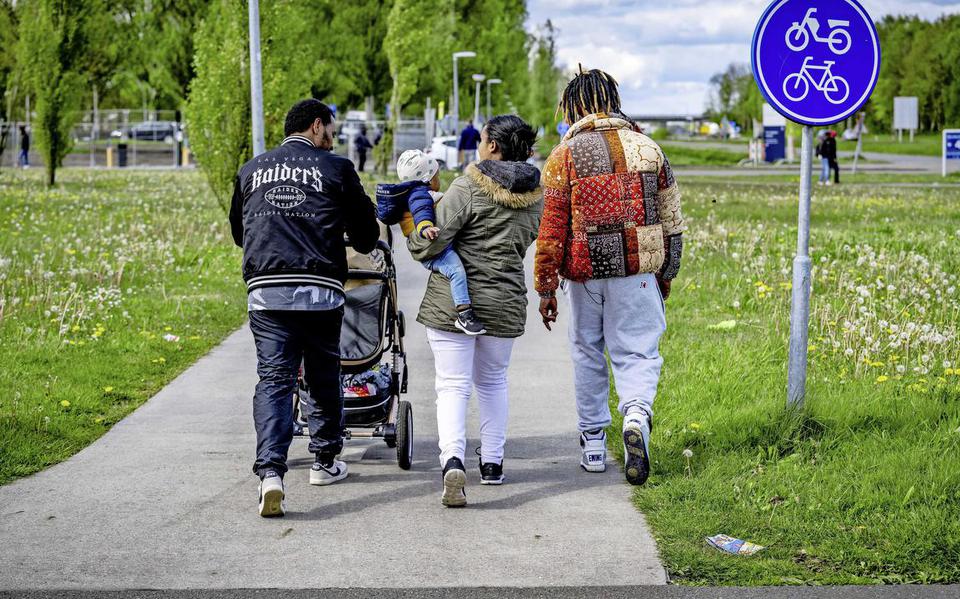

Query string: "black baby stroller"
[[292, 230, 413, 469]]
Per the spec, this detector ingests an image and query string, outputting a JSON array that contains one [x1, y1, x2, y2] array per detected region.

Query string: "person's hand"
[[539, 297, 558, 331], [657, 277, 672, 301], [422, 226, 440, 241]]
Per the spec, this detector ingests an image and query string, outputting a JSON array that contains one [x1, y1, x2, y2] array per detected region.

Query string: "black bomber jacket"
[[229, 135, 378, 293]]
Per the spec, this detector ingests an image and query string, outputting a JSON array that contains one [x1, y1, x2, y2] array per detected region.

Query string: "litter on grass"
[[707, 319, 738, 331], [706, 534, 765, 556]]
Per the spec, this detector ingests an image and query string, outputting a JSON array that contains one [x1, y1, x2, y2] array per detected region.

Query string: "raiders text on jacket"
[[229, 135, 378, 293]]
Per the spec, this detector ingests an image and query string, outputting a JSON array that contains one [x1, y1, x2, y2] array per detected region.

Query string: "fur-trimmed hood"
[[466, 161, 542, 209]]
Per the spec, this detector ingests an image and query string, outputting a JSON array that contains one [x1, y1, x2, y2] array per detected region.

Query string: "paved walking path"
[[0, 245, 665, 590]]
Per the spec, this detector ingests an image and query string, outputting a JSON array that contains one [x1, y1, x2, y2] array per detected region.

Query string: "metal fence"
[[1, 109, 193, 169]]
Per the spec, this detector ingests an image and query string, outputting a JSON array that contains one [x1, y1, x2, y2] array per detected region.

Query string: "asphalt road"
[[0, 237, 665, 590]]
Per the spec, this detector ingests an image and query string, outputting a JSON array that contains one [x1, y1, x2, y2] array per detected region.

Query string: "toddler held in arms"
[[375, 150, 485, 335]]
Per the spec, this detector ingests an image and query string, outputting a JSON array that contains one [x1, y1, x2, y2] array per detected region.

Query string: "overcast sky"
[[525, 0, 960, 116]]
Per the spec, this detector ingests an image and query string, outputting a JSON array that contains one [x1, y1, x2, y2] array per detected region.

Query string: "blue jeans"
[[18, 149, 28, 167], [563, 273, 666, 431], [248, 308, 344, 478], [820, 158, 830, 182], [422, 246, 471, 308]]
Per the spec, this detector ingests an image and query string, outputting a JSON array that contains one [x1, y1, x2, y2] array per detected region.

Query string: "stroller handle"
[[344, 235, 394, 269]]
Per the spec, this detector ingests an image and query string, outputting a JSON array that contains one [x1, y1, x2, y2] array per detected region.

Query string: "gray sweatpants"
[[563, 272, 666, 432]]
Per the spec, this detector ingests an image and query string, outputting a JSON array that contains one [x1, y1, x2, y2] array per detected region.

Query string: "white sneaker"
[[623, 411, 652, 486], [310, 457, 348, 485], [258, 472, 285, 517], [580, 430, 607, 472]]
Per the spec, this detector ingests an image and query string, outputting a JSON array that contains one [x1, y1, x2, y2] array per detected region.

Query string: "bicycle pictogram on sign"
[[783, 57, 850, 105]]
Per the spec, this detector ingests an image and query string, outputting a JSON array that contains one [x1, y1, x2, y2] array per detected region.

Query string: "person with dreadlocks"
[[534, 68, 686, 486]]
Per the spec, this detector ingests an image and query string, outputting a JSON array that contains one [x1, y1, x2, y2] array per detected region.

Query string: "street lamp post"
[[472, 74, 485, 125], [451, 51, 476, 137], [486, 78, 502, 121], [247, 0, 265, 156]]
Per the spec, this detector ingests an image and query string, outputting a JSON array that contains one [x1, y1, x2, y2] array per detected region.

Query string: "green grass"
[[680, 171, 960, 186], [0, 168, 248, 484], [855, 133, 946, 157], [660, 142, 745, 167], [608, 180, 960, 585]]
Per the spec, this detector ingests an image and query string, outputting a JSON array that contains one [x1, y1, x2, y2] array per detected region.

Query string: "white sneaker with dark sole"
[[580, 430, 607, 472], [258, 473, 285, 518], [310, 458, 348, 486], [441, 457, 467, 507]]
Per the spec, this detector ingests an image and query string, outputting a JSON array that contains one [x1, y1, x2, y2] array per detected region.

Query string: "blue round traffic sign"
[[752, 0, 881, 126]]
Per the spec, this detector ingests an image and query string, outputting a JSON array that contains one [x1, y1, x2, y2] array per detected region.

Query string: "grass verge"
[[0, 168, 247, 484], [608, 180, 960, 585]]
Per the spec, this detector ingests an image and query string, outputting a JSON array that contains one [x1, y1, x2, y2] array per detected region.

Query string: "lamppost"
[[451, 51, 475, 137], [472, 73, 486, 125], [486, 78, 502, 121], [247, 0, 265, 156]]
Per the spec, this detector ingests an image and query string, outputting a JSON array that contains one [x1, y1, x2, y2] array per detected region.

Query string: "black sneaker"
[[441, 456, 467, 507], [455, 308, 487, 336], [479, 459, 504, 485]]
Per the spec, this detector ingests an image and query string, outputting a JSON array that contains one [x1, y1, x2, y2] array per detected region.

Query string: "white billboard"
[[893, 97, 919, 131]]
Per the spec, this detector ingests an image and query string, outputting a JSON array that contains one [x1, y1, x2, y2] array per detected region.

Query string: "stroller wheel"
[[396, 400, 413, 470]]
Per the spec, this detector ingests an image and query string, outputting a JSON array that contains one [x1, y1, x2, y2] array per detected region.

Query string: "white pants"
[[426, 328, 515, 467]]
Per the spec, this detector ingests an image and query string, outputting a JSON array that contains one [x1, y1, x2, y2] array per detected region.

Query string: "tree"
[[186, 0, 332, 207], [0, 0, 19, 160], [17, 0, 94, 186], [526, 20, 564, 152], [384, 0, 453, 119], [185, 0, 250, 208], [706, 63, 763, 132], [382, 0, 453, 172], [453, 0, 530, 120]]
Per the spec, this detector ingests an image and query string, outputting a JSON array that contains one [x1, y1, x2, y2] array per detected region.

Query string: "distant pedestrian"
[[18, 126, 29, 168], [229, 99, 379, 518], [457, 121, 481, 169], [535, 69, 686, 486], [354, 125, 374, 173], [817, 130, 839, 185]]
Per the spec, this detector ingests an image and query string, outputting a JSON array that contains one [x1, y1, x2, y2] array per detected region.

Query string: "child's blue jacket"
[[375, 181, 436, 236]]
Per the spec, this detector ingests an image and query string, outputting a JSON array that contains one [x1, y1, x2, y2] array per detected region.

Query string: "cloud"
[[527, 0, 960, 115]]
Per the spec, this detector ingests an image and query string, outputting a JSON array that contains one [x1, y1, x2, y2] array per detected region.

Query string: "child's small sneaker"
[[580, 429, 607, 472], [258, 471, 285, 518], [310, 456, 348, 486], [623, 410, 652, 486], [455, 308, 486, 336], [441, 457, 467, 507]]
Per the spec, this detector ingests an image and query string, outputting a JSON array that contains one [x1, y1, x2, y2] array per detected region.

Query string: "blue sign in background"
[[764, 126, 786, 162], [947, 132, 960, 160], [752, 0, 881, 126]]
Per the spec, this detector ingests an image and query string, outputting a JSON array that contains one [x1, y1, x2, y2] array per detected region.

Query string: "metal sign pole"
[[787, 125, 814, 408], [247, 0, 266, 157]]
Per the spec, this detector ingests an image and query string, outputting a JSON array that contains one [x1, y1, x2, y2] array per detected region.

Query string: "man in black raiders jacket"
[[230, 99, 378, 517]]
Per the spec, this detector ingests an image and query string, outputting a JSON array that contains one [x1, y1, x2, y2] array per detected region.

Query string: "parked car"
[[337, 110, 368, 146], [425, 135, 459, 170], [111, 121, 177, 143]]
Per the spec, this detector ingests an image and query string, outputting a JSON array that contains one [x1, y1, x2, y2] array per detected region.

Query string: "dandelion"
[[876, 375, 889, 383], [60, 400, 71, 408], [103, 386, 114, 393], [682, 448, 694, 477]]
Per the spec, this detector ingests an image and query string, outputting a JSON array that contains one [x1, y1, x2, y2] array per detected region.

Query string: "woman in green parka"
[[407, 115, 543, 507]]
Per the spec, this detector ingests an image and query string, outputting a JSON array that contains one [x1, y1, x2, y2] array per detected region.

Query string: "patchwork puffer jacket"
[[534, 113, 686, 296]]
